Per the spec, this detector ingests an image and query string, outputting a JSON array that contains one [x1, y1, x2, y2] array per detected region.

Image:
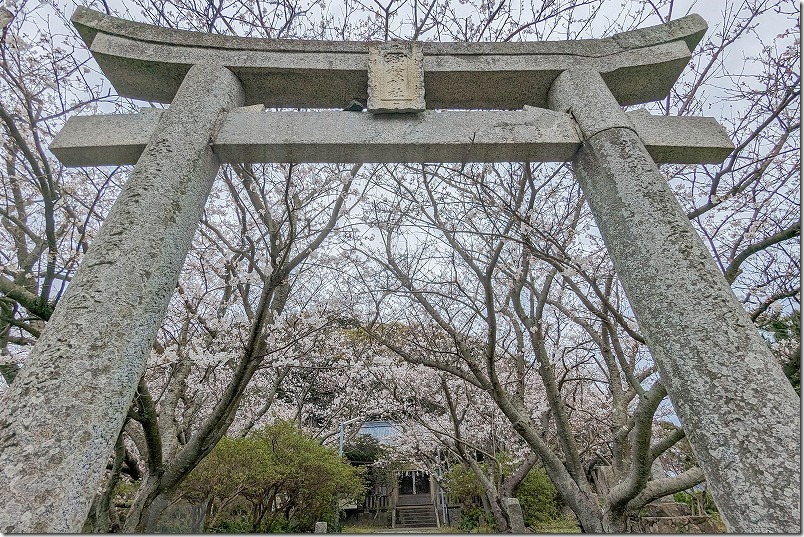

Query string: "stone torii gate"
[[0, 8, 798, 533]]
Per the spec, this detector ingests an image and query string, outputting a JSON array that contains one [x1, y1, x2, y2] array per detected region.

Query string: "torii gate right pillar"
[[548, 67, 800, 532]]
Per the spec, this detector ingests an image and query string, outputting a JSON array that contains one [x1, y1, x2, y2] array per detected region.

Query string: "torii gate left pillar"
[[0, 64, 243, 532]]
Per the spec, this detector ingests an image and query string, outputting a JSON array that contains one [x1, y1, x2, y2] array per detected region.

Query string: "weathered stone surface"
[[612, 13, 707, 53], [314, 521, 328, 533], [50, 108, 733, 166], [368, 42, 425, 113], [503, 497, 528, 533], [50, 107, 160, 165], [0, 64, 244, 532], [591, 465, 615, 498], [548, 68, 800, 533], [70, 7, 706, 108]]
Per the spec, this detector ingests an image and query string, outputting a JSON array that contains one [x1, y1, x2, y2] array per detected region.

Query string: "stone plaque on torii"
[[0, 8, 798, 533]]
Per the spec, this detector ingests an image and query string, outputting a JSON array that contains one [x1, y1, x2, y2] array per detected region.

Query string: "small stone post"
[[0, 64, 244, 532], [547, 67, 800, 533], [503, 497, 528, 533], [314, 521, 328, 533]]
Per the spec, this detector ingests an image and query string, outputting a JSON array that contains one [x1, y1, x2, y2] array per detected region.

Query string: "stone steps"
[[396, 505, 437, 528]]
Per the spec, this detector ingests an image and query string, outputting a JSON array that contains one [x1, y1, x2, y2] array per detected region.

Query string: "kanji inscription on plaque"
[[367, 42, 425, 113]]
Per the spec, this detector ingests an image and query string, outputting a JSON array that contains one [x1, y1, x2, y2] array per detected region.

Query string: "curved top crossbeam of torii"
[[54, 9, 733, 167], [72, 7, 706, 108]]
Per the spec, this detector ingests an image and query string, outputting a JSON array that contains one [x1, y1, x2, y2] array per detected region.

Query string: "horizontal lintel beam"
[[50, 107, 733, 167], [72, 8, 707, 108]]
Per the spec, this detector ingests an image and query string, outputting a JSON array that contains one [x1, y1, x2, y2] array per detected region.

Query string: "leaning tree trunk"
[[478, 491, 509, 532], [122, 473, 165, 532]]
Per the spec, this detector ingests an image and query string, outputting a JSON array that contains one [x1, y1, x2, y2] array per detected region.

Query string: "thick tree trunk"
[[487, 495, 511, 532], [479, 391, 607, 532], [122, 474, 164, 532], [123, 281, 293, 531]]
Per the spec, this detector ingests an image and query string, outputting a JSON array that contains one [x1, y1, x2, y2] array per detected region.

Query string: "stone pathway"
[[371, 528, 443, 533], [350, 527, 457, 534]]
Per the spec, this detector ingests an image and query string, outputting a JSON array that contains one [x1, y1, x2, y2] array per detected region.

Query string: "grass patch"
[[341, 525, 379, 533], [529, 518, 582, 533]]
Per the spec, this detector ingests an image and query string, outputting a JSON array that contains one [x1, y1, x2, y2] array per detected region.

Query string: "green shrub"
[[457, 506, 495, 532], [515, 467, 560, 526], [207, 515, 253, 533], [181, 421, 365, 532], [673, 489, 719, 515], [444, 463, 563, 530], [442, 466, 489, 531], [443, 464, 484, 507]]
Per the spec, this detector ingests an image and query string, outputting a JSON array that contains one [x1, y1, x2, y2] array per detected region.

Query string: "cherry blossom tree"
[[0, 0, 125, 384], [371, 355, 544, 531], [340, 3, 798, 529]]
